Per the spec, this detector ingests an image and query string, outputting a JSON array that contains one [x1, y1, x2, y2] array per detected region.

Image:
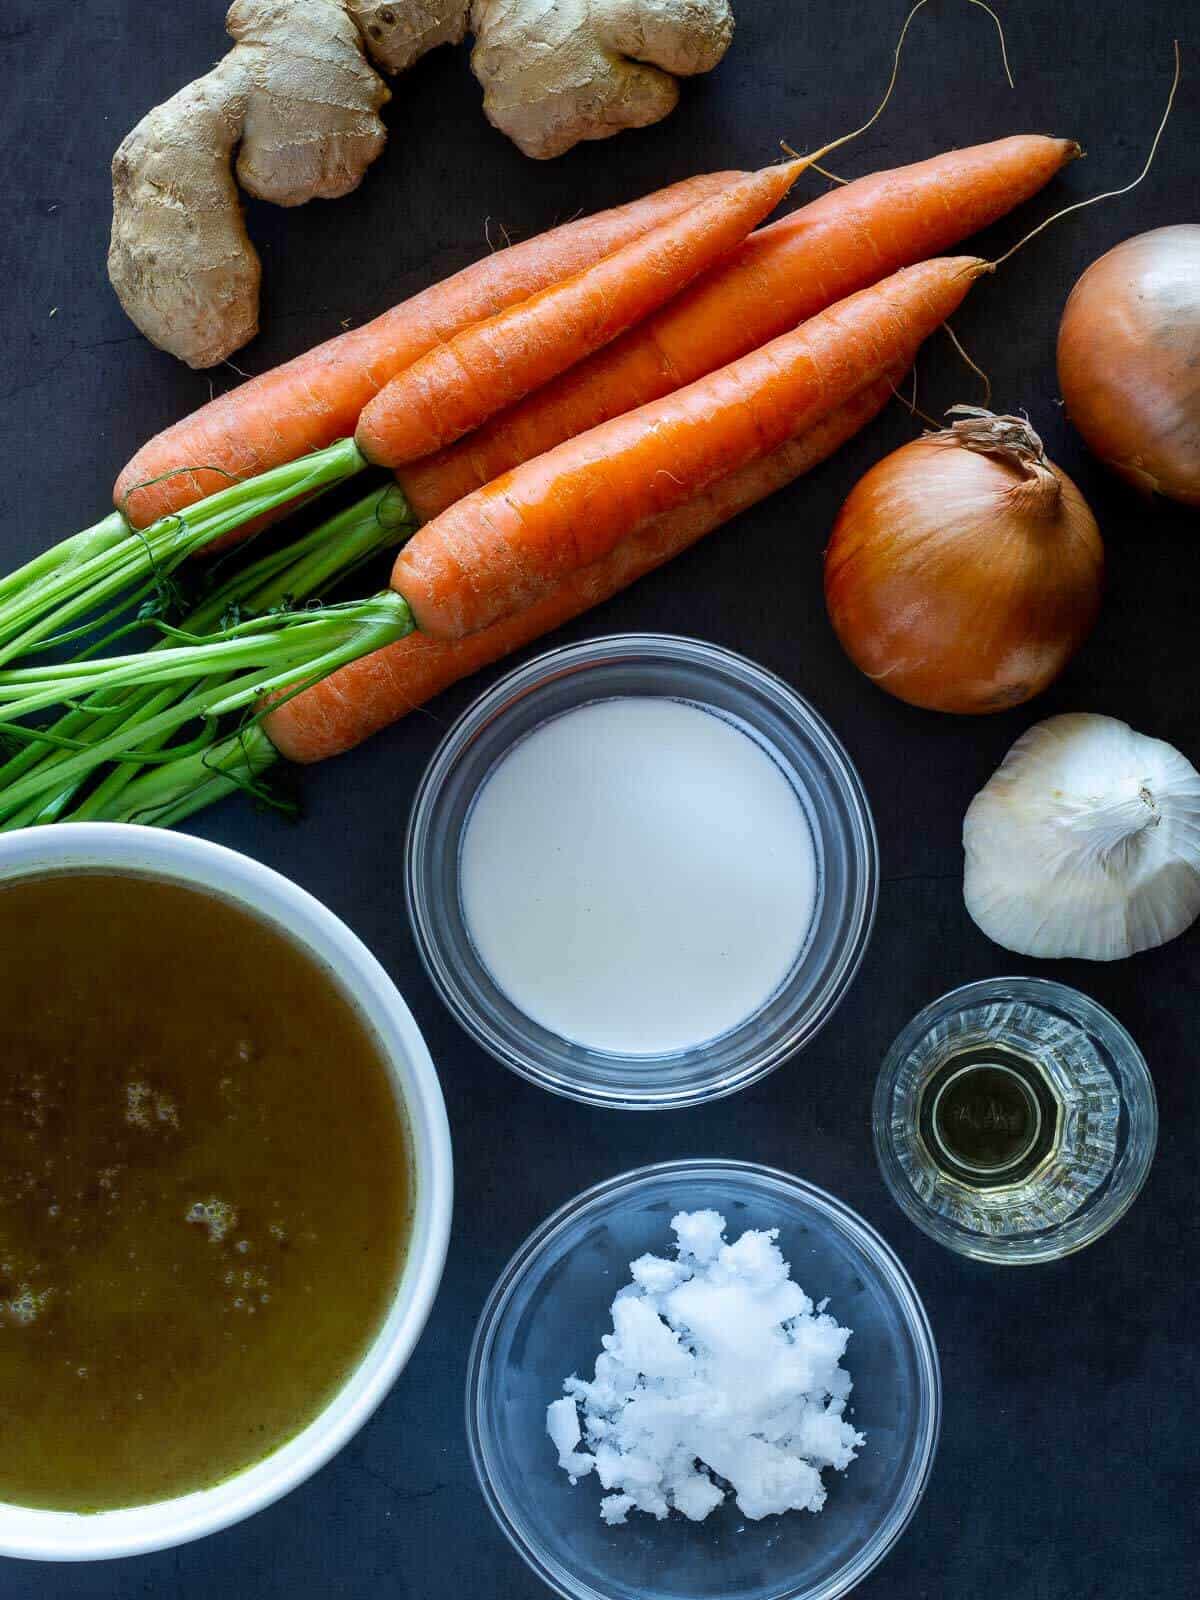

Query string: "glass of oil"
[[873, 978, 1157, 1264]]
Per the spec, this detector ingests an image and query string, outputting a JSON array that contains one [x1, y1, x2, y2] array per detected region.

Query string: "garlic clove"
[[963, 713, 1200, 960]]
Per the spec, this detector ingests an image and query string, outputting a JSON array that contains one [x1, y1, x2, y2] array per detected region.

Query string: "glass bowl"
[[873, 977, 1157, 1265], [466, 1160, 941, 1600], [405, 635, 878, 1109]]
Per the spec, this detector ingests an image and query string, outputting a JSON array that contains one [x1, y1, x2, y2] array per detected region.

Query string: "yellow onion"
[[824, 409, 1104, 714], [1058, 225, 1200, 506]]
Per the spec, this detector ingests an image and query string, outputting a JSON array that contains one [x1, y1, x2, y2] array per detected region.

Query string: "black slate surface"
[[2, 1, 1198, 1595]]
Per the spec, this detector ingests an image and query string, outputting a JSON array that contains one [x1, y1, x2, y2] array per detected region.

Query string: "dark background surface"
[[2, 1, 1198, 1595]]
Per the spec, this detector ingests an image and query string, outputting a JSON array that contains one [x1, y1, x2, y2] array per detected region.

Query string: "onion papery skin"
[[1058, 225, 1200, 507], [824, 431, 1104, 715]]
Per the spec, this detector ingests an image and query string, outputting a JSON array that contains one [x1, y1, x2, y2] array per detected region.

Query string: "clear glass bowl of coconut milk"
[[466, 1161, 941, 1600], [405, 635, 878, 1108]]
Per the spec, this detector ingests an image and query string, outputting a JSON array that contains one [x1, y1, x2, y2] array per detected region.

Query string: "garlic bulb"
[[963, 714, 1200, 960]]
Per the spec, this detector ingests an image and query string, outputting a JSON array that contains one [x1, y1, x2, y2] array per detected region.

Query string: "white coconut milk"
[[459, 697, 818, 1056]]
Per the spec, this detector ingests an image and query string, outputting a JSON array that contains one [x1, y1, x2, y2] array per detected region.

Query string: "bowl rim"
[[872, 975, 1158, 1265], [406, 633, 879, 1110], [465, 1158, 942, 1600], [0, 822, 453, 1562]]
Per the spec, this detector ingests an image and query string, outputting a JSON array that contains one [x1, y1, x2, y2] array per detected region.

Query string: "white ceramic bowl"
[[0, 824, 453, 1562]]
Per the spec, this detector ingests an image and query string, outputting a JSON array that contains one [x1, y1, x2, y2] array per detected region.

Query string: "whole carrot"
[[391, 256, 988, 640], [265, 378, 897, 764], [354, 160, 808, 468], [398, 136, 1077, 520], [114, 170, 740, 528]]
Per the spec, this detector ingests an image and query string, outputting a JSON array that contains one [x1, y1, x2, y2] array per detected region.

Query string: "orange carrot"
[[354, 161, 807, 469], [114, 170, 740, 529], [397, 136, 1077, 520], [265, 378, 897, 764], [390, 256, 987, 641]]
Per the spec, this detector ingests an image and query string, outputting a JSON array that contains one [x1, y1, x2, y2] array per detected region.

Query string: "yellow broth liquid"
[[0, 871, 413, 1512]]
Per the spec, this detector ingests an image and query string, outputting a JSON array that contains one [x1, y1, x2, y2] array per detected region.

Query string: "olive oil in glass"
[[873, 979, 1157, 1264], [918, 1045, 1060, 1190]]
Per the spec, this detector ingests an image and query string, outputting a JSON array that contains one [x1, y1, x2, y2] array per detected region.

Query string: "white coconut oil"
[[459, 697, 818, 1056]]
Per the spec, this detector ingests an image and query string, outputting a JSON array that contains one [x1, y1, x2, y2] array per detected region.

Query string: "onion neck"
[[931, 406, 1063, 518]]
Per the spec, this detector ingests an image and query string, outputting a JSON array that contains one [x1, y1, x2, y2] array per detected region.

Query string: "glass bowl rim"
[[872, 975, 1159, 1265], [404, 633, 879, 1110], [465, 1157, 942, 1600]]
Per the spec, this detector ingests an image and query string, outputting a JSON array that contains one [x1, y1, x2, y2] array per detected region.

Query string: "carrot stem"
[[0, 601, 407, 719], [0, 598, 408, 822], [0, 512, 131, 604], [0, 483, 411, 826], [86, 726, 279, 828], [0, 438, 368, 669]]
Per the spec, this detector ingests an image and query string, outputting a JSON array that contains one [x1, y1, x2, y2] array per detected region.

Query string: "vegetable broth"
[[0, 871, 412, 1512]]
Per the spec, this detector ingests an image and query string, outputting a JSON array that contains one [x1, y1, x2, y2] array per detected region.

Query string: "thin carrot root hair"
[[991, 39, 1181, 268], [888, 368, 942, 433], [888, 275, 994, 429], [943, 321, 993, 410], [780, 0, 931, 175], [891, 282, 994, 427], [781, 0, 1014, 179], [967, 0, 1015, 89], [807, 163, 849, 186]]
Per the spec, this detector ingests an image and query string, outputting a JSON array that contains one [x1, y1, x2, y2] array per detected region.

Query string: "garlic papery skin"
[[963, 713, 1200, 960]]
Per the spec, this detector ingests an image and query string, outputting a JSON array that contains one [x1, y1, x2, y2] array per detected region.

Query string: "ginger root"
[[110, 1, 401, 368], [470, 0, 734, 160], [349, 2, 469, 72], [109, 0, 733, 368]]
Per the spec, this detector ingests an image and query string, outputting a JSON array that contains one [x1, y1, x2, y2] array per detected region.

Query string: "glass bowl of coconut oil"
[[872, 977, 1157, 1264], [467, 1161, 940, 1600], [406, 635, 878, 1109]]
